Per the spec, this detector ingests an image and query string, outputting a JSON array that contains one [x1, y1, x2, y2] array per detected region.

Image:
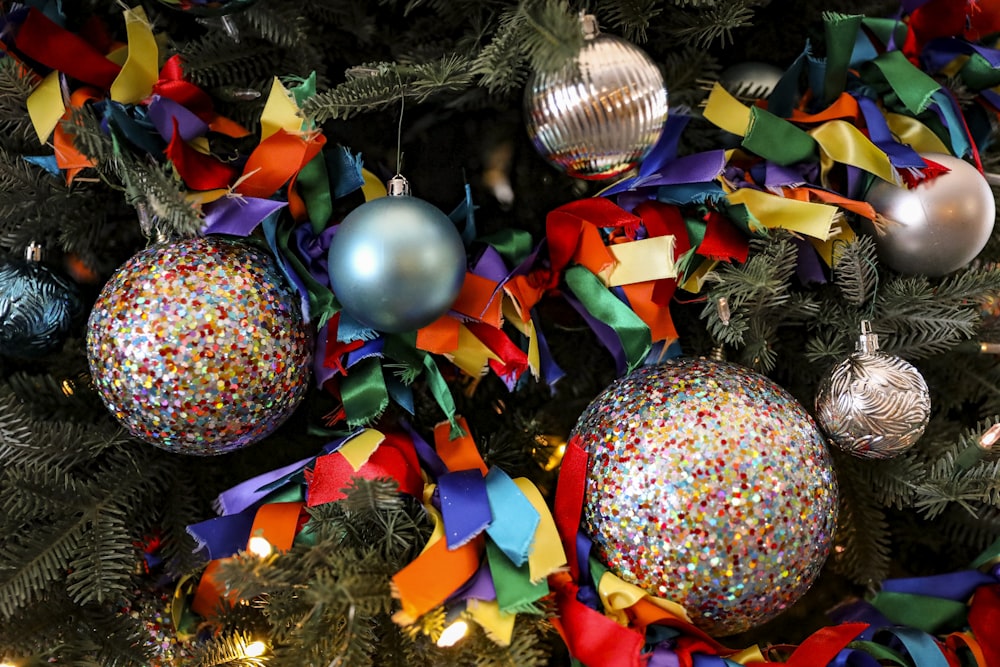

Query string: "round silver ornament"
[[815, 321, 930, 460], [327, 176, 466, 333], [861, 152, 995, 276], [0, 243, 82, 358], [524, 14, 668, 180], [720, 61, 785, 100]]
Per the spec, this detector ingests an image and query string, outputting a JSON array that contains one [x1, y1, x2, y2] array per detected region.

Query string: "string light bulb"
[[436, 620, 469, 647], [247, 536, 273, 558], [243, 640, 267, 658]]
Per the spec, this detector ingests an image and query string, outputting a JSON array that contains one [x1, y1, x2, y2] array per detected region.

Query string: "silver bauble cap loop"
[[856, 320, 880, 355], [580, 12, 600, 39], [24, 242, 43, 262], [387, 175, 411, 197]]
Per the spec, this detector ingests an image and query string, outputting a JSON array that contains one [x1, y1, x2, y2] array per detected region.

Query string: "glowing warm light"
[[1, 662, 18, 667], [247, 536, 273, 558], [436, 620, 469, 647], [243, 641, 267, 658], [61, 379, 75, 396]]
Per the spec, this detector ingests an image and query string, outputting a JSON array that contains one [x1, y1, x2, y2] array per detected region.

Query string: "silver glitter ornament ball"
[[0, 245, 82, 358], [87, 236, 311, 456], [327, 176, 466, 333], [572, 358, 837, 636], [815, 321, 930, 460], [862, 152, 995, 276], [524, 14, 668, 180]]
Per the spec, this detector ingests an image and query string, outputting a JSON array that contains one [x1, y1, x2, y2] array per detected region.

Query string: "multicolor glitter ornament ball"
[[122, 587, 196, 667], [87, 236, 311, 455], [571, 358, 838, 636]]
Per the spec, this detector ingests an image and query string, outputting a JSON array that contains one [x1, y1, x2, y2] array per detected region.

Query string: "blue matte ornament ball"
[[327, 181, 467, 333]]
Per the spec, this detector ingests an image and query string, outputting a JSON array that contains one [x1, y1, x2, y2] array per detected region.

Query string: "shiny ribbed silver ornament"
[[815, 321, 930, 460], [524, 13, 668, 180]]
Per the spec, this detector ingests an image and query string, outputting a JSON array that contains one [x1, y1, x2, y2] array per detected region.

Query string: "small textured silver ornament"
[[861, 152, 995, 276], [815, 321, 931, 459], [327, 175, 467, 333], [0, 243, 82, 358], [524, 13, 668, 180], [720, 61, 785, 100]]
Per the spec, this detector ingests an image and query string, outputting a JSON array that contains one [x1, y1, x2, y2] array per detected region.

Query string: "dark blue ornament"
[[0, 252, 82, 358]]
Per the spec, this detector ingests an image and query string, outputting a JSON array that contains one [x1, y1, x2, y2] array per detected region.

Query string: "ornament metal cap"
[[387, 175, 411, 197], [856, 320, 879, 355], [24, 242, 43, 262], [579, 12, 600, 38]]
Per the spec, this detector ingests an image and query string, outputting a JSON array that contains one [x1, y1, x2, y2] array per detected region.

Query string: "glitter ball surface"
[[572, 359, 838, 636], [87, 236, 311, 455]]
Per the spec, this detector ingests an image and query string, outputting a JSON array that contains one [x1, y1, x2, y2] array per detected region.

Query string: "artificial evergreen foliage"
[[4, 0, 1000, 665]]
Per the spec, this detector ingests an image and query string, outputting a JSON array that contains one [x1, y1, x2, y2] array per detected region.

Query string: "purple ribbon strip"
[[438, 469, 493, 549], [146, 94, 208, 142]]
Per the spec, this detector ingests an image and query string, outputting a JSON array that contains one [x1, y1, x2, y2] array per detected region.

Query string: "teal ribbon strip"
[[875, 627, 951, 667], [564, 265, 652, 373], [484, 467, 540, 567]]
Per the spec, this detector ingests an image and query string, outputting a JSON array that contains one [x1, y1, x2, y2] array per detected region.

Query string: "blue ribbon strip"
[[484, 467, 541, 567]]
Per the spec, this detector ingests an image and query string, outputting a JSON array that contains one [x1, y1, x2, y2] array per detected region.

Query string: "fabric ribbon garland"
[[184, 419, 567, 647]]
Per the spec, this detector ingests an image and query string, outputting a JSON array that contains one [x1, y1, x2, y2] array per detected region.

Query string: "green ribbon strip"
[[381, 334, 461, 435], [869, 590, 969, 634], [848, 641, 910, 665], [960, 52, 1000, 90], [970, 533, 1000, 569], [564, 265, 652, 373], [340, 356, 388, 428], [421, 351, 461, 436], [862, 50, 940, 116], [861, 17, 908, 49], [823, 13, 863, 103], [743, 106, 818, 166], [485, 538, 549, 613], [297, 151, 333, 233], [479, 228, 535, 266]]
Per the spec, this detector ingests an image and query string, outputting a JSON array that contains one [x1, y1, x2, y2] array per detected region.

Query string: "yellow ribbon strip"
[[26, 71, 64, 143], [727, 188, 837, 240], [885, 112, 951, 154], [810, 220, 857, 267], [361, 168, 387, 201], [605, 236, 677, 287], [110, 6, 157, 104], [447, 324, 501, 378], [596, 571, 691, 627], [261, 77, 303, 141], [703, 83, 751, 136], [680, 259, 718, 294], [468, 600, 516, 646], [502, 299, 541, 379], [338, 428, 386, 471], [514, 478, 566, 583], [809, 119, 898, 185]]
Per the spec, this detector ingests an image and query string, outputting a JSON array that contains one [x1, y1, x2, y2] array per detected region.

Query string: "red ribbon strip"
[[14, 8, 121, 90]]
